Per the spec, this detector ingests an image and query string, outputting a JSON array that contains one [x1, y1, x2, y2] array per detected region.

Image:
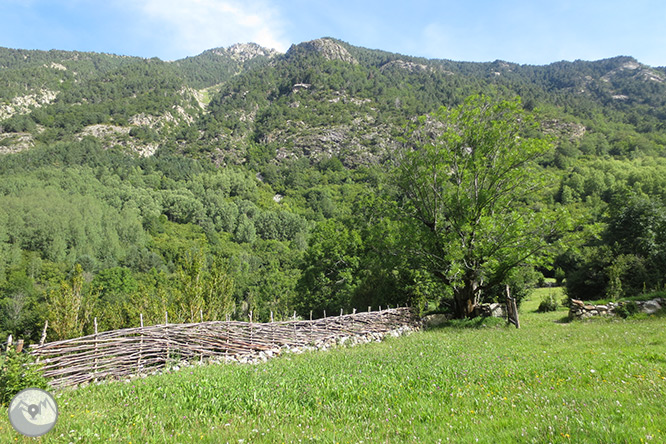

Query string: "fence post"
[[249, 310, 253, 350], [340, 308, 343, 317], [165, 311, 170, 368], [293, 311, 297, 343], [6, 334, 12, 349], [225, 314, 230, 359], [506, 285, 520, 329], [93, 317, 98, 375], [310, 310, 313, 336], [39, 320, 48, 346], [270, 311, 274, 347], [197, 310, 203, 362], [16, 339, 23, 353], [138, 314, 144, 374]]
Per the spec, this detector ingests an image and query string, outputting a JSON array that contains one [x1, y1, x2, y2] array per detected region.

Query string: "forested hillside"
[[1, 38, 666, 343]]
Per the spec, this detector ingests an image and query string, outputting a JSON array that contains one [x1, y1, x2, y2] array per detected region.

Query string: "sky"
[[0, 0, 664, 67]]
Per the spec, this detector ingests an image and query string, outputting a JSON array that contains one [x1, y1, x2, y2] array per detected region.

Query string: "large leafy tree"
[[393, 95, 559, 318]]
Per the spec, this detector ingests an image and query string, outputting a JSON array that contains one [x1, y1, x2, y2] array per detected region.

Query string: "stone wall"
[[569, 298, 665, 319]]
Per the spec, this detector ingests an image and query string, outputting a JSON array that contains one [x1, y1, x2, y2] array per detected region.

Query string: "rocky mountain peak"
[[601, 57, 664, 84], [208, 43, 280, 63], [287, 38, 358, 64]]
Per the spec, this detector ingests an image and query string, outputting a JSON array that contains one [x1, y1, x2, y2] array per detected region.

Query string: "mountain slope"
[[2, 38, 665, 163]]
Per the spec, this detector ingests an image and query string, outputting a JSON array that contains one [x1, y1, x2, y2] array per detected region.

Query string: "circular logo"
[[8, 387, 59, 437]]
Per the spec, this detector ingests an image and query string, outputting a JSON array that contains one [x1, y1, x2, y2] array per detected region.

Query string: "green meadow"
[[2, 288, 665, 443]]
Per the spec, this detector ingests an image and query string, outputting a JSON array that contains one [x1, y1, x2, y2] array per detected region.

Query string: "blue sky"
[[1, 0, 664, 66]]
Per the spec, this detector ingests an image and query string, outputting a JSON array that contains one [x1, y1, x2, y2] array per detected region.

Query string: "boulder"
[[423, 314, 450, 328], [488, 303, 506, 318], [641, 299, 662, 314]]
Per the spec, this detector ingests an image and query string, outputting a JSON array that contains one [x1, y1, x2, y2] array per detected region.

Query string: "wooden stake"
[[39, 320, 48, 346], [138, 314, 144, 374], [94, 317, 98, 374], [270, 311, 274, 347], [506, 285, 520, 329], [16, 339, 24, 353], [249, 310, 254, 351], [165, 311, 170, 366], [225, 314, 230, 357]]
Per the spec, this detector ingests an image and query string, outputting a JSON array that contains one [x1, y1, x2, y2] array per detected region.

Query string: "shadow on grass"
[[427, 316, 508, 330]]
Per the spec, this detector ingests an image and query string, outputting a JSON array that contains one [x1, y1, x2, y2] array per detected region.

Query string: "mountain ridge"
[[1, 38, 665, 164]]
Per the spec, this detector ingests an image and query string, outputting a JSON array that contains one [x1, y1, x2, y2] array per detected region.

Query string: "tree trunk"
[[453, 280, 479, 318]]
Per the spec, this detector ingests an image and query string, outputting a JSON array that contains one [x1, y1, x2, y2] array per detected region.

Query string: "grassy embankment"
[[1, 287, 665, 443]]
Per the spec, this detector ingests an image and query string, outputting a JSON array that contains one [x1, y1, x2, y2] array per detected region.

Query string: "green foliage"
[[46, 264, 92, 340], [393, 95, 559, 317], [537, 293, 560, 313], [2, 41, 666, 339], [295, 219, 363, 316], [0, 348, 48, 406], [615, 301, 640, 318]]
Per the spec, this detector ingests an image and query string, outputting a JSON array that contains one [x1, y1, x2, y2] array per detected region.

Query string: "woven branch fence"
[[28, 307, 419, 388]]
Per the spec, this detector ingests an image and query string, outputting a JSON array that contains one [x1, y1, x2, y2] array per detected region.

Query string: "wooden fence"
[[28, 307, 419, 388]]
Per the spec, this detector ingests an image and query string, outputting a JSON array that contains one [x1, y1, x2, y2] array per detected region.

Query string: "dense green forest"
[[1, 38, 666, 343]]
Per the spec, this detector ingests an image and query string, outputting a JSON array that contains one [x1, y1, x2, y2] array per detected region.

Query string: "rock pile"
[[569, 298, 666, 319]]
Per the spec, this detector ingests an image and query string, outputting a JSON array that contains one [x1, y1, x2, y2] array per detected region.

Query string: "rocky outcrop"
[[380, 60, 432, 73], [0, 89, 57, 120], [208, 43, 280, 63], [569, 298, 666, 319], [288, 38, 358, 64], [0, 133, 34, 154], [541, 119, 587, 141], [601, 59, 664, 84]]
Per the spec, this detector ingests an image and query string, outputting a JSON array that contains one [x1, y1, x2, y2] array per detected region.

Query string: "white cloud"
[[123, 0, 289, 58]]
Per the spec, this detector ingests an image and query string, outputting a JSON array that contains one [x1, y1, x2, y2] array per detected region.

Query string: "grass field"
[[2, 288, 665, 443]]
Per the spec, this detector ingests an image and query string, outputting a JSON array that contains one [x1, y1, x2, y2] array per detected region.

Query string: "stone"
[[423, 314, 450, 328], [641, 299, 662, 314], [488, 303, 506, 318]]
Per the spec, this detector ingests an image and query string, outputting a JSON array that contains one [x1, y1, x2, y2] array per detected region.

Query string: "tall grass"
[[2, 289, 665, 443]]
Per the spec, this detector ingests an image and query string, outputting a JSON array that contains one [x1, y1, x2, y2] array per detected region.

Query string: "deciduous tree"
[[393, 95, 558, 318]]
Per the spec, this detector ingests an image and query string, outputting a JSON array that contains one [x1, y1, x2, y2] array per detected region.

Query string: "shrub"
[[0, 347, 49, 406], [615, 301, 639, 319], [537, 293, 559, 313], [554, 267, 566, 286]]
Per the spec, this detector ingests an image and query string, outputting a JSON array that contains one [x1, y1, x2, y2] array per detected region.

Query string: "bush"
[[537, 293, 559, 313], [0, 347, 49, 406], [615, 301, 639, 319]]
